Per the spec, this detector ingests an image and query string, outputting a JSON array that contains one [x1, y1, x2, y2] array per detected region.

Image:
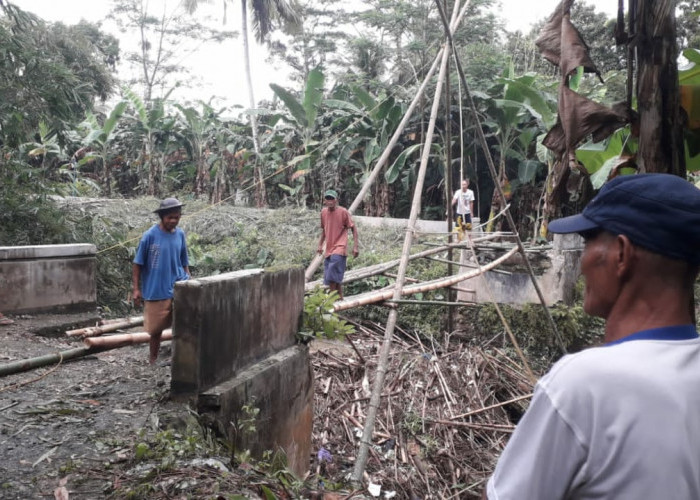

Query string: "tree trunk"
[[241, 0, 267, 207], [635, 0, 685, 176]]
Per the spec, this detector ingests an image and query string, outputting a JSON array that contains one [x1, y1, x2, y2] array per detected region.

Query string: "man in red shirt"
[[317, 189, 359, 300]]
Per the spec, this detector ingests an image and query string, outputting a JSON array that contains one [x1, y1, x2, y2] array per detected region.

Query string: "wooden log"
[[83, 329, 172, 348], [66, 316, 144, 337]]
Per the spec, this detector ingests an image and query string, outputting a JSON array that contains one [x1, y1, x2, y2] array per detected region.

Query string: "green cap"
[[324, 189, 338, 199]]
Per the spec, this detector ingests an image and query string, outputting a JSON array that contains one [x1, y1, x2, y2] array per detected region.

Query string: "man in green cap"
[[316, 189, 359, 300]]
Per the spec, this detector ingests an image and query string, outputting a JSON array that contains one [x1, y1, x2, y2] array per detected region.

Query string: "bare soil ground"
[[0, 312, 178, 498]]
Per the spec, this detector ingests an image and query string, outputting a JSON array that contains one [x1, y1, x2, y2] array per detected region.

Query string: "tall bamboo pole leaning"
[[350, 0, 462, 485], [304, 50, 444, 282], [433, 0, 567, 355]]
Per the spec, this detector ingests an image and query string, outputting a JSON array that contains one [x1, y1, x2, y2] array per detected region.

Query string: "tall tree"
[[184, 0, 301, 207], [110, 0, 234, 105], [0, 4, 117, 147]]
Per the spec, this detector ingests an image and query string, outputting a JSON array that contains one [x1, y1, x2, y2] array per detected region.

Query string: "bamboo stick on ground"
[[83, 329, 172, 348], [66, 316, 144, 337]]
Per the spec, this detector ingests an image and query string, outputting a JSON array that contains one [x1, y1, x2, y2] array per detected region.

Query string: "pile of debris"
[[309, 322, 534, 499]]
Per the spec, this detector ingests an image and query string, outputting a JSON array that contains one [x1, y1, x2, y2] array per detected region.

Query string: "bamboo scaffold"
[[432, 0, 567, 356], [350, 0, 464, 484]]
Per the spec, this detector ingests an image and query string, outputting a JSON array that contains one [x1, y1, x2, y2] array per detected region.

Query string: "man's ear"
[[615, 234, 636, 278]]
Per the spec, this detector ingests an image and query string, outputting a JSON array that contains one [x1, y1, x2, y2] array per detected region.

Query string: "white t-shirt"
[[487, 329, 700, 500], [452, 188, 475, 214]]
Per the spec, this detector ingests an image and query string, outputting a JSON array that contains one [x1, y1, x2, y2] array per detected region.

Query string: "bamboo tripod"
[[288, 0, 566, 484]]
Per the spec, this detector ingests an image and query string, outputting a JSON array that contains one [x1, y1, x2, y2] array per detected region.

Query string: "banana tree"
[[270, 66, 325, 204], [76, 100, 128, 196], [325, 83, 406, 215], [122, 88, 180, 196], [574, 48, 700, 188], [473, 66, 556, 232], [174, 101, 229, 197]]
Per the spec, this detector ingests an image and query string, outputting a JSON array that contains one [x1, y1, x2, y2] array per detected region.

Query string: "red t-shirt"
[[320, 206, 354, 257]]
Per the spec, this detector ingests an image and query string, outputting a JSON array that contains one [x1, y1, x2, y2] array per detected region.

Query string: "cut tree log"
[[83, 329, 172, 348], [66, 316, 144, 337]]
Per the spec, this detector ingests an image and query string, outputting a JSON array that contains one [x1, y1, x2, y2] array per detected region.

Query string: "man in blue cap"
[[132, 197, 190, 364], [317, 189, 359, 300], [484, 174, 700, 499]]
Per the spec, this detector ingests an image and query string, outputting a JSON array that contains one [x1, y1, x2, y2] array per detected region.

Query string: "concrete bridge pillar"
[[170, 267, 312, 476]]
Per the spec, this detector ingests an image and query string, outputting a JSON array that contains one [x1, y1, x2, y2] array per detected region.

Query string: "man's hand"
[[352, 247, 359, 258], [317, 246, 323, 255], [132, 289, 142, 308]]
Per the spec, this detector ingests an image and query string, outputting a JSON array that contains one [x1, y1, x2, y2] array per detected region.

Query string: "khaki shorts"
[[144, 299, 173, 336]]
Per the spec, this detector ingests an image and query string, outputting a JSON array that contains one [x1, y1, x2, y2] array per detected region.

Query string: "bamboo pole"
[[351, 1, 463, 485], [384, 299, 475, 307], [66, 316, 144, 337], [84, 329, 172, 348], [335, 246, 517, 312], [0, 346, 108, 378], [304, 47, 445, 282]]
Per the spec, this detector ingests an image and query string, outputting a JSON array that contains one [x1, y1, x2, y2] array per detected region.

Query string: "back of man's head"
[[549, 174, 700, 266]]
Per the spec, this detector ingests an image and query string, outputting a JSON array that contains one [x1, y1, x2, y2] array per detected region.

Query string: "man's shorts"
[[324, 254, 347, 285], [456, 213, 472, 227], [144, 299, 173, 336]]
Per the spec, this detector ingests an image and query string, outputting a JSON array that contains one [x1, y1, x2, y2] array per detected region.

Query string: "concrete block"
[[460, 235, 583, 306], [198, 345, 313, 477], [0, 244, 96, 313], [171, 267, 305, 398]]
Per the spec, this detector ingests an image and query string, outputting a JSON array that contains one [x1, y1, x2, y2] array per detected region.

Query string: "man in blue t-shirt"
[[132, 197, 190, 364]]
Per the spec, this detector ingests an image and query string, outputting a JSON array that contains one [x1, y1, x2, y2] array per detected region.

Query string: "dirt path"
[[0, 313, 175, 499]]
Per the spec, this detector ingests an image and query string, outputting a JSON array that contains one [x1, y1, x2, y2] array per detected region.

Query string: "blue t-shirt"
[[133, 224, 190, 300]]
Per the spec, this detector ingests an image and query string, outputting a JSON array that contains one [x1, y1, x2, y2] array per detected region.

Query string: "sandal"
[[0, 316, 14, 326]]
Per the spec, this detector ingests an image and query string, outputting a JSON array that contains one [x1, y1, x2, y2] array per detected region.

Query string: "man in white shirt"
[[485, 173, 700, 500], [451, 178, 475, 229]]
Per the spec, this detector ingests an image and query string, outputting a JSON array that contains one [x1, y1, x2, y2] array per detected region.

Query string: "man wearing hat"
[[484, 174, 700, 499], [317, 189, 359, 300], [132, 198, 190, 364]]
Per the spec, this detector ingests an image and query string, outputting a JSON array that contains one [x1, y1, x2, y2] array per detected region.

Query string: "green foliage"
[[300, 288, 355, 341], [475, 301, 604, 367]]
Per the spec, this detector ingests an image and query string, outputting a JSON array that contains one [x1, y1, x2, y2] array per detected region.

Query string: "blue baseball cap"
[[548, 174, 700, 265]]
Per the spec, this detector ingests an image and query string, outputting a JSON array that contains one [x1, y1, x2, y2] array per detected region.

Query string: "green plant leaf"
[[386, 144, 422, 184]]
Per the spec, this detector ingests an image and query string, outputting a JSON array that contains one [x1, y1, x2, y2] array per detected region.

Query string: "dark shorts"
[[456, 213, 472, 227], [324, 254, 347, 285]]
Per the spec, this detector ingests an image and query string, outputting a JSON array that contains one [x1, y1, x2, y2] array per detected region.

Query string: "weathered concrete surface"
[[171, 266, 310, 476], [459, 234, 583, 305], [198, 345, 313, 477], [354, 215, 481, 235], [0, 244, 97, 314], [171, 267, 304, 398]]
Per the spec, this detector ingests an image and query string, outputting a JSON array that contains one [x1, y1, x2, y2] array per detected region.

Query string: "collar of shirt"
[[606, 324, 699, 346]]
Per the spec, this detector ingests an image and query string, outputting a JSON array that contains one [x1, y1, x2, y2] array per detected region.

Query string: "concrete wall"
[[171, 267, 312, 476], [460, 234, 583, 305], [0, 244, 96, 314]]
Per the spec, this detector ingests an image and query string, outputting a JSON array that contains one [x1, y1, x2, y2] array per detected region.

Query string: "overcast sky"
[[11, 0, 617, 107]]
